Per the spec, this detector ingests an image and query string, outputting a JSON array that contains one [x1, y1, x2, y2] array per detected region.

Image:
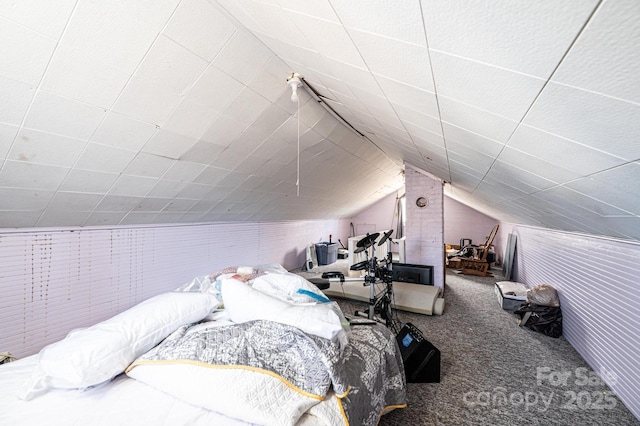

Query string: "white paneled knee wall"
[[0, 220, 348, 358], [510, 225, 640, 420]]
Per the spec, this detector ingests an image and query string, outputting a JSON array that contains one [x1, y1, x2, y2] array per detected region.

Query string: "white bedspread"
[[0, 356, 251, 426]]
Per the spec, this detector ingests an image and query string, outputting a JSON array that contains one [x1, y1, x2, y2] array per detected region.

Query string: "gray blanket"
[[133, 318, 406, 425]]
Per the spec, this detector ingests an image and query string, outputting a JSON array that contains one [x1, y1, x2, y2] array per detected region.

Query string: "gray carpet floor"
[[296, 262, 639, 425]]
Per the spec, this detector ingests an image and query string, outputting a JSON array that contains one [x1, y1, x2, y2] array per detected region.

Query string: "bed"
[[0, 264, 406, 425]]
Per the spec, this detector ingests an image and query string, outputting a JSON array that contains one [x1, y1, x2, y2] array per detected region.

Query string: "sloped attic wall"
[[215, 0, 640, 242], [0, 0, 402, 228], [1, 1, 640, 243]]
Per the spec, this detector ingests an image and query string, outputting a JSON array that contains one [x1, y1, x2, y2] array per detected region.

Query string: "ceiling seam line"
[[470, 0, 605, 193], [419, 0, 452, 184]]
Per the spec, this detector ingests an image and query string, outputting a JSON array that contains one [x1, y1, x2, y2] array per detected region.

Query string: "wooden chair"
[[459, 224, 499, 277]]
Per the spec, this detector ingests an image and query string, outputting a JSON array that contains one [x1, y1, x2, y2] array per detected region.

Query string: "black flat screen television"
[[392, 263, 433, 285]]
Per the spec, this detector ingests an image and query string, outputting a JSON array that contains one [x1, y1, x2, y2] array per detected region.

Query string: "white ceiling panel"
[[446, 145, 495, 174], [235, 1, 312, 49], [41, 44, 131, 108], [248, 57, 290, 103], [108, 174, 158, 197], [37, 210, 91, 227], [186, 66, 245, 113], [9, 129, 85, 167], [534, 185, 633, 218], [213, 30, 272, 86], [47, 192, 104, 212], [496, 146, 581, 185], [24, 91, 106, 139], [163, 161, 207, 182], [75, 143, 137, 174], [61, 0, 180, 74], [147, 180, 187, 199], [142, 129, 196, 160], [276, 0, 337, 22], [524, 82, 640, 161], [163, 0, 236, 62], [162, 98, 219, 140], [324, 60, 382, 96], [82, 211, 128, 226], [0, 0, 75, 40], [91, 113, 158, 151], [376, 76, 439, 119], [0, 187, 54, 210], [421, 0, 598, 78], [442, 123, 505, 158], [95, 194, 144, 213], [59, 170, 119, 194], [0, 124, 20, 159], [330, 0, 426, 46], [179, 141, 225, 164], [112, 35, 209, 124], [431, 51, 545, 121], [223, 87, 271, 126], [124, 153, 175, 178], [133, 197, 172, 212], [552, 0, 640, 104], [404, 123, 443, 148], [0, 160, 68, 191], [200, 114, 247, 149], [349, 29, 434, 91], [393, 104, 441, 136], [484, 159, 557, 194], [0, 77, 35, 126], [439, 97, 519, 144], [120, 212, 160, 225], [566, 162, 640, 215], [180, 182, 216, 199], [507, 124, 625, 175], [162, 198, 197, 212], [0, 18, 56, 86]]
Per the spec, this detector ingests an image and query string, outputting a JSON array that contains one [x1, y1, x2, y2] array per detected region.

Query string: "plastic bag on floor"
[[527, 283, 560, 307], [514, 302, 563, 338]]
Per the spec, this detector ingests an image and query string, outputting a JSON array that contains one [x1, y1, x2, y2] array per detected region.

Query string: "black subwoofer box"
[[396, 323, 440, 383]]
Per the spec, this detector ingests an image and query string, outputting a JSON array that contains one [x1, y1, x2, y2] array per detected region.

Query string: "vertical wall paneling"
[[512, 225, 640, 419], [404, 164, 444, 287], [0, 219, 348, 358]]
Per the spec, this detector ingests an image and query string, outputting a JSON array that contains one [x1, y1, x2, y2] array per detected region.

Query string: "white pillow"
[[20, 292, 218, 400], [221, 278, 345, 343]]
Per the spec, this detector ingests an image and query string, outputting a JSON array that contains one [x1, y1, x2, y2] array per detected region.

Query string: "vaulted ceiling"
[[0, 1, 638, 240]]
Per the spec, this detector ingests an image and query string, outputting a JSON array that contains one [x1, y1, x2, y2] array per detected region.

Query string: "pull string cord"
[[296, 95, 300, 197]]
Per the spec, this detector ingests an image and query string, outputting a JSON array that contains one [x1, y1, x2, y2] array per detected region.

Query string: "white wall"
[[507, 224, 640, 421], [444, 196, 498, 250], [0, 219, 348, 358], [349, 191, 399, 236]]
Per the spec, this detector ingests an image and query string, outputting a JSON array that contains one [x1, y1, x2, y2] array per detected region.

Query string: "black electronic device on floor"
[[396, 323, 440, 383]]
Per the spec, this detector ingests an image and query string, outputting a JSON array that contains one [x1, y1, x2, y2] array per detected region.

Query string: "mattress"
[[495, 281, 527, 311], [0, 355, 251, 426], [0, 265, 406, 425]]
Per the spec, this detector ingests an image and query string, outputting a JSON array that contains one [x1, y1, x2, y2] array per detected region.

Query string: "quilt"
[[127, 318, 406, 425]]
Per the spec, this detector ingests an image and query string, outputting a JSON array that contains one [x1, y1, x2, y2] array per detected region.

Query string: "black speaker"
[[396, 323, 440, 383]]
